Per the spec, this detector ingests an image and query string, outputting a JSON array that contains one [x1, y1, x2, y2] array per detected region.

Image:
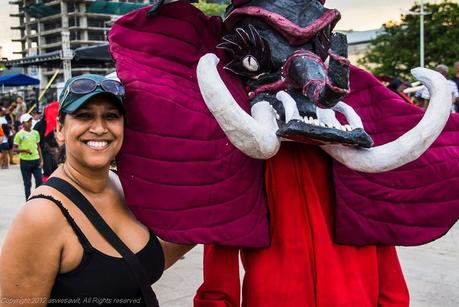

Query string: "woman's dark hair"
[[57, 113, 67, 164], [58, 112, 66, 124], [57, 144, 66, 164], [387, 78, 403, 92]]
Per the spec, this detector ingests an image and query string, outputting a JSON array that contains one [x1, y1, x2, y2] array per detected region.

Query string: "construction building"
[[8, 0, 155, 86]]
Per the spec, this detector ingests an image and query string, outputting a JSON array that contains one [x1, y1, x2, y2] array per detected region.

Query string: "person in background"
[[33, 102, 59, 182], [31, 109, 42, 128], [0, 107, 10, 169], [436, 64, 458, 112], [13, 113, 43, 199], [414, 91, 429, 109], [452, 61, 459, 109], [7, 102, 17, 123], [14, 96, 28, 126], [416, 64, 458, 112], [4, 104, 17, 165], [387, 77, 414, 104]]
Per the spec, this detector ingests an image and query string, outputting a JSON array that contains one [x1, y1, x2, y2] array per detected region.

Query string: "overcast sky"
[[0, 0, 448, 59]]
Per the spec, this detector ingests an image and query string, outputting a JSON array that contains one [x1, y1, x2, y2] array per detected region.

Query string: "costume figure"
[[33, 101, 59, 182], [109, 1, 459, 306], [199, 0, 459, 247]]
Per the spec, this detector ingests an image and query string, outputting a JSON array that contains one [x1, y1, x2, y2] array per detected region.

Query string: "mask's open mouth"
[[277, 120, 373, 148], [271, 94, 373, 148]]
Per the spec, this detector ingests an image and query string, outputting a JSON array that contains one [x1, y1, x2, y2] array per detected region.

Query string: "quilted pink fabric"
[[334, 66, 459, 246], [109, 2, 269, 247]]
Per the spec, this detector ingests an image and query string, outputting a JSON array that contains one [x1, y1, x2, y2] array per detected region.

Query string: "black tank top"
[[29, 194, 164, 306]]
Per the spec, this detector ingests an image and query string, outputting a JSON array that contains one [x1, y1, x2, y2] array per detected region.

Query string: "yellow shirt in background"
[[14, 129, 40, 161]]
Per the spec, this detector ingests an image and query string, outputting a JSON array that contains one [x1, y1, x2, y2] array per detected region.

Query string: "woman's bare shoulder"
[[0, 191, 65, 299], [12, 188, 68, 241]]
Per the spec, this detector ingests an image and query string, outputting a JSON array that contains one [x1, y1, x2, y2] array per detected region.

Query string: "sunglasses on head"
[[61, 78, 125, 106]]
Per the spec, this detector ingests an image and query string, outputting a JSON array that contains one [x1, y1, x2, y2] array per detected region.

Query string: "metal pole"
[[27, 70, 60, 114], [61, 1, 72, 82], [61, 31, 73, 82], [420, 0, 425, 67], [63, 59, 72, 82]]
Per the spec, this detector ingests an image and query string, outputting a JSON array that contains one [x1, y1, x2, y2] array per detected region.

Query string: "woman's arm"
[[0, 200, 64, 307], [158, 241, 195, 270]]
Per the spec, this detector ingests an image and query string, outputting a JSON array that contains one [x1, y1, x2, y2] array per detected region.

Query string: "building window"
[[70, 31, 81, 41], [69, 17, 80, 27], [87, 18, 109, 28], [43, 22, 62, 31], [88, 31, 105, 41], [45, 35, 61, 45]]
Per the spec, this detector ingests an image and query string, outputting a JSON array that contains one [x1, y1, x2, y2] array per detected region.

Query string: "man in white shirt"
[[416, 64, 459, 112]]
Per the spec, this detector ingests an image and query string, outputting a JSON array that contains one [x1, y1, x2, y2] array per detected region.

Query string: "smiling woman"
[[57, 94, 124, 170], [0, 74, 194, 307]]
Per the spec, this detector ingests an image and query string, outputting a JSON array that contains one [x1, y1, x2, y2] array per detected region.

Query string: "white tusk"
[[317, 101, 363, 129], [332, 101, 364, 129], [197, 53, 280, 160], [275, 91, 301, 122], [317, 107, 341, 127], [321, 67, 451, 173]]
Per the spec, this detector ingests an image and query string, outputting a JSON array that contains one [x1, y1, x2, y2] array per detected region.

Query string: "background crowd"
[[388, 61, 459, 111], [0, 96, 59, 198]]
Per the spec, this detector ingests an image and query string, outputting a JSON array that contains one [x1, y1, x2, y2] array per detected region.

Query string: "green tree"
[[358, 1, 459, 79], [193, 0, 228, 17]]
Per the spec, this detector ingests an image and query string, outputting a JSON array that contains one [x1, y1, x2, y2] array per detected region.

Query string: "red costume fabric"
[[195, 144, 409, 307], [43, 101, 58, 137]]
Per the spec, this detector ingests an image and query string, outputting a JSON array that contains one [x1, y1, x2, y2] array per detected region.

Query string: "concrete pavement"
[[1, 165, 458, 306]]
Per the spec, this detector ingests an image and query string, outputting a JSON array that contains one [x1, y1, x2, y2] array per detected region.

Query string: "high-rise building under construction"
[[9, 0, 155, 85]]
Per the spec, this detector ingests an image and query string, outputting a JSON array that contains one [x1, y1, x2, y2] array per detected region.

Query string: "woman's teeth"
[[86, 141, 109, 149]]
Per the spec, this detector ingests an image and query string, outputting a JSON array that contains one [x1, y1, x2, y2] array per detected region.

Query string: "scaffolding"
[[9, 0, 153, 85], [87, 1, 148, 15]]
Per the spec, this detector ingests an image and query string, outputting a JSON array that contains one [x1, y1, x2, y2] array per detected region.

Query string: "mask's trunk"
[[289, 33, 350, 109]]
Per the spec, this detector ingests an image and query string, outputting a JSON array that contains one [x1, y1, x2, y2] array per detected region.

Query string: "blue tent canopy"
[[0, 74, 40, 86]]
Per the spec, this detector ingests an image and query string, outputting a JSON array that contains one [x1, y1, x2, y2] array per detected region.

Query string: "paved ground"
[[1, 165, 458, 306]]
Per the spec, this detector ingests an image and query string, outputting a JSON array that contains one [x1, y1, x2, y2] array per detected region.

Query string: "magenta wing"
[[333, 66, 459, 246], [109, 2, 269, 247]]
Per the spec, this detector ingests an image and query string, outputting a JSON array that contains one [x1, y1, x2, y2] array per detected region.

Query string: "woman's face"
[[57, 95, 124, 170]]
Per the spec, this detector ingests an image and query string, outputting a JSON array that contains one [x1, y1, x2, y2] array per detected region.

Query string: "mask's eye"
[[242, 55, 260, 72]]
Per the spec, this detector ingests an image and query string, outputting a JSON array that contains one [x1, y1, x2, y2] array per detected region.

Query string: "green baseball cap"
[[58, 74, 125, 114]]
